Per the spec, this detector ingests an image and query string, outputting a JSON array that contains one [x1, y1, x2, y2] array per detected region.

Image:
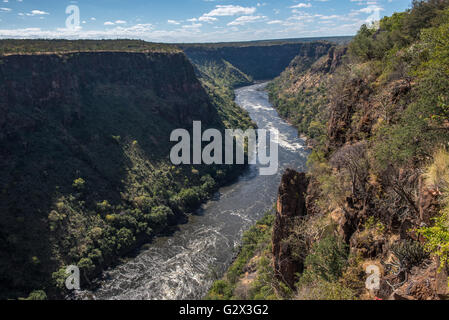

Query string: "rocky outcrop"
[[418, 177, 441, 225], [311, 46, 347, 74], [272, 169, 309, 288]]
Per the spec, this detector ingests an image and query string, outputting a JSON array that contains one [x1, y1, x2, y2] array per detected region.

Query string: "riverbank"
[[73, 83, 308, 300]]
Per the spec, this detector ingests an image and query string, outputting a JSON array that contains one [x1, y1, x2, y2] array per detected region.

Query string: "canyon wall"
[[0, 49, 250, 299]]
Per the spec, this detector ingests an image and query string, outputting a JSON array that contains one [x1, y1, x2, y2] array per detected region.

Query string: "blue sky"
[[0, 0, 413, 42]]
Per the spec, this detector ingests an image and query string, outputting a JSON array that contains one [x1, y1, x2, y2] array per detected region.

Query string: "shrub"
[[296, 274, 356, 300], [23, 290, 47, 300], [116, 227, 135, 251], [207, 280, 234, 300], [417, 148, 449, 271], [391, 240, 429, 270], [78, 257, 95, 275], [176, 188, 202, 211], [302, 235, 349, 282], [72, 178, 86, 191], [417, 208, 449, 271], [200, 174, 217, 194], [148, 205, 173, 230], [97, 200, 112, 212]]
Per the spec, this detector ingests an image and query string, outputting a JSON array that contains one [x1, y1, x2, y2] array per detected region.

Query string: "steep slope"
[[210, 0, 449, 301], [0, 43, 253, 299], [268, 45, 347, 143], [182, 42, 333, 84]]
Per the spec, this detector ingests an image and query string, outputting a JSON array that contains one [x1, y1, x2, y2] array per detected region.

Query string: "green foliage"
[[207, 280, 234, 300], [391, 240, 429, 270], [52, 267, 68, 290], [116, 228, 136, 252], [72, 178, 86, 191], [227, 214, 275, 284], [349, 25, 379, 61], [267, 49, 333, 140], [417, 208, 449, 271], [206, 213, 275, 300], [22, 290, 47, 300], [0, 39, 178, 55], [349, 0, 449, 62], [249, 255, 283, 300], [364, 216, 386, 235], [372, 7, 449, 169], [296, 235, 355, 300], [296, 274, 356, 300], [148, 205, 173, 231], [175, 188, 203, 211], [302, 235, 349, 282], [78, 257, 95, 275]]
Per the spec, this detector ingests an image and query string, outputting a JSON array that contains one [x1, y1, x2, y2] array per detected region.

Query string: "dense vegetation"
[[0, 39, 178, 55], [0, 47, 253, 300], [179, 36, 351, 49], [223, 0, 449, 300], [267, 45, 344, 142]]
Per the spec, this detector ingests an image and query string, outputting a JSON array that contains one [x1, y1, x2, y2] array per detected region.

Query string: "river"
[[78, 82, 309, 300]]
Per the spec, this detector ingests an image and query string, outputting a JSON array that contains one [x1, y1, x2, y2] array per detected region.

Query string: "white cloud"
[[203, 5, 256, 17], [26, 10, 50, 16], [228, 15, 266, 26], [290, 3, 312, 9]]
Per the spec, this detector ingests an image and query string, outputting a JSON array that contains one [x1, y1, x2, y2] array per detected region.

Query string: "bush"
[[302, 235, 349, 282], [207, 280, 234, 300], [296, 274, 356, 300], [391, 240, 429, 270], [23, 290, 47, 300], [148, 205, 173, 230], [72, 178, 86, 191], [296, 237, 355, 300], [78, 257, 95, 275], [175, 188, 202, 211], [417, 148, 449, 271], [52, 267, 69, 290], [116, 228, 135, 251], [417, 208, 449, 271]]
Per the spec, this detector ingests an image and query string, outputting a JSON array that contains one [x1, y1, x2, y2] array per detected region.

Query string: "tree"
[[330, 142, 369, 198]]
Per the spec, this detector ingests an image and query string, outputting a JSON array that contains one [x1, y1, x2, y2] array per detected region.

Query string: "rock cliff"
[[0, 48, 251, 299], [272, 169, 309, 288]]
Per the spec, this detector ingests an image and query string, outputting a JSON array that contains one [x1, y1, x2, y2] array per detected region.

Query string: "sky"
[[0, 0, 413, 43]]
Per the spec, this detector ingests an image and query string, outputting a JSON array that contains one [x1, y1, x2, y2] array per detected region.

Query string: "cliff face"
[[0, 52, 214, 132], [0, 50, 249, 299], [182, 42, 333, 82], [267, 45, 347, 141], [272, 169, 309, 288]]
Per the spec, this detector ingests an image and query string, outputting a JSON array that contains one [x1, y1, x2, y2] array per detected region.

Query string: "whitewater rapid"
[[77, 82, 309, 300]]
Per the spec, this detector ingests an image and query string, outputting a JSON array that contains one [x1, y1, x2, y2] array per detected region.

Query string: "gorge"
[[74, 82, 309, 300], [2, 1, 449, 300], [0, 39, 331, 299]]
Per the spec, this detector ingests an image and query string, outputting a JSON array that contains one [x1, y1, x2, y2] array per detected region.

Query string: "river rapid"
[[77, 82, 309, 300]]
